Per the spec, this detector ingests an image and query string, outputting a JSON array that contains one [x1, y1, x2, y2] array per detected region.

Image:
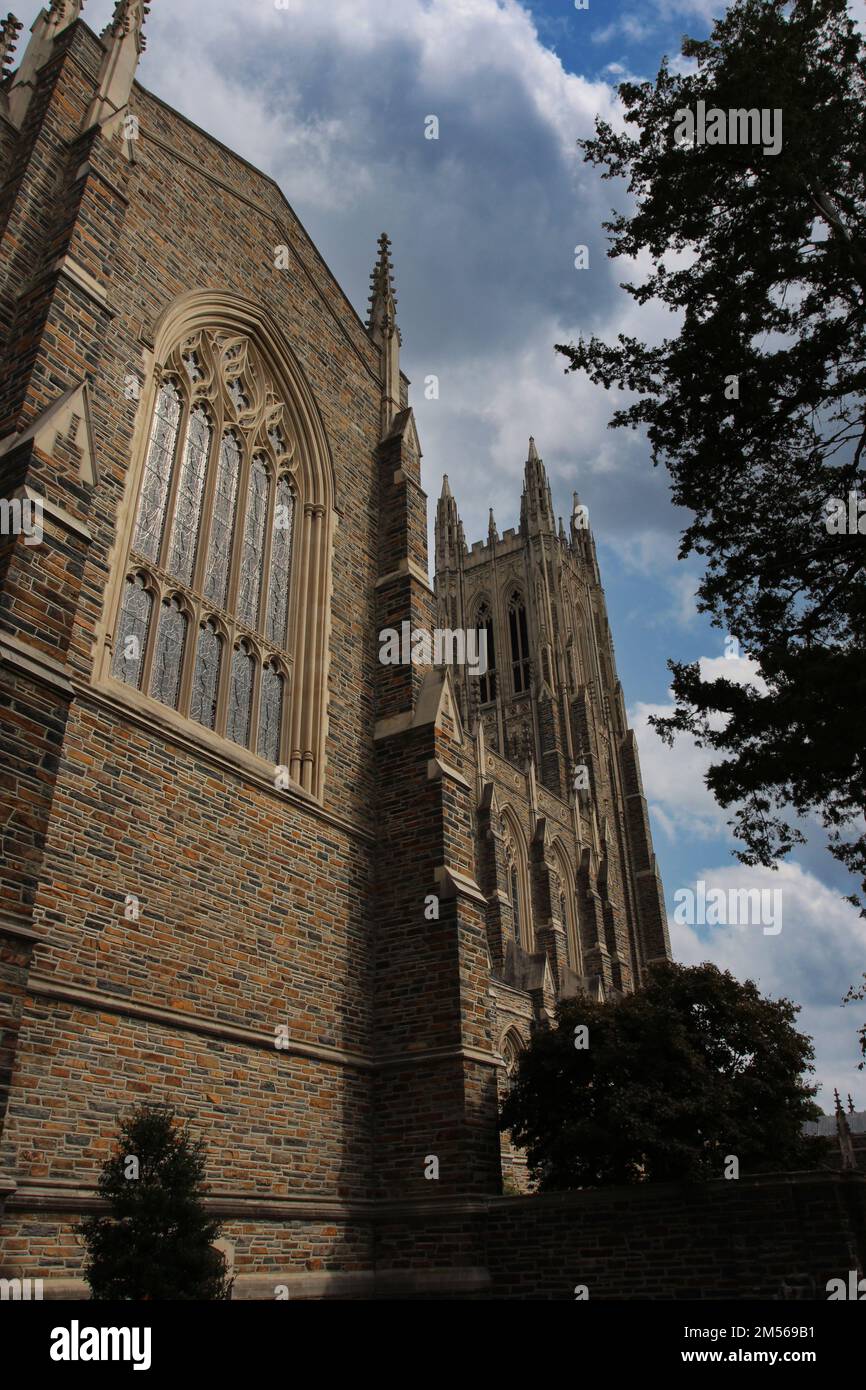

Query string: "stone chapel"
[[0, 2, 668, 1296]]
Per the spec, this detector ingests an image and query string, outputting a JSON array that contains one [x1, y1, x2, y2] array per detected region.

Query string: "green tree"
[[557, 0, 866, 907], [80, 1104, 232, 1300], [500, 962, 821, 1190]]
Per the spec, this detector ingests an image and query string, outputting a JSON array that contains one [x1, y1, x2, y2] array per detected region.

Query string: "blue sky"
[[44, 0, 864, 1106]]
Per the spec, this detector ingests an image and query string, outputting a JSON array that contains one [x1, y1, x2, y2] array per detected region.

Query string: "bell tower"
[[433, 437, 671, 994]]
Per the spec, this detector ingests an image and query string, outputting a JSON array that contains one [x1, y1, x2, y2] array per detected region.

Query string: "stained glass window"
[[258, 664, 283, 763], [133, 381, 180, 561], [190, 620, 221, 730], [115, 331, 300, 771], [227, 641, 253, 747], [168, 405, 211, 585], [149, 597, 187, 708], [112, 574, 152, 688], [267, 476, 294, 648], [237, 455, 269, 630], [204, 431, 241, 608]]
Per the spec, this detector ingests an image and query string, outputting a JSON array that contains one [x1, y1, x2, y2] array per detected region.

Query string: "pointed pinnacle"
[[440, 474, 452, 500], [104, 1, 151, 52], [367, 231, 398, 330], [528, 436, 539, 461]]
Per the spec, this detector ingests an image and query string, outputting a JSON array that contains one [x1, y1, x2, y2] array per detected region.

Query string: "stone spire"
[[367, 232, 402, 438], [8, 2, 84, 125], [835, 1088, 857, 1171], [367, 232, 398, 337], [85, 0, 150, 137], [570, 489, 589, 543], [520, 435, 555, 535], [435, 473, 464, 572], [488, 507, 498, 543]]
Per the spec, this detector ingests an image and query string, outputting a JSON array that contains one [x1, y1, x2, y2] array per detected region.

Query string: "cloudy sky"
[[47, 0, 864, 1106]]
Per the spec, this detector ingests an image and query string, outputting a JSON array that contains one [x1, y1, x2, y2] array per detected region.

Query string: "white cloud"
[[670, 860, 866, 1105], [630, 695, 730, 840], [628, 647, 777, 842]]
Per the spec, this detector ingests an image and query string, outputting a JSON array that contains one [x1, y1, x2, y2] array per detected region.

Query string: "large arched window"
[[475, 601, 496, 704], [111, 329, 300, 769], [508, 590, 530, 694]]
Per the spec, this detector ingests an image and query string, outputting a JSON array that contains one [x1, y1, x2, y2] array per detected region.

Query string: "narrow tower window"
[[508, 591, 530, 694], [511, 863, 522, 946], [476, 602, 496, 703]]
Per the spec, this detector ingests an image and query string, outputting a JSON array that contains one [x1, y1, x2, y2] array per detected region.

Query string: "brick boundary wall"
[[484, 1171, 866, 1301], [3, 1170, 863, 1298]]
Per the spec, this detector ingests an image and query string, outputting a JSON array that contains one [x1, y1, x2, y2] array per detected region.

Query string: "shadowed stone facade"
[[0, 5, 668, 1295]]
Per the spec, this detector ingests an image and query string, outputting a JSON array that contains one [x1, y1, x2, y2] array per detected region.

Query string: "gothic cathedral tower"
[[435, 439, 669, 1017]]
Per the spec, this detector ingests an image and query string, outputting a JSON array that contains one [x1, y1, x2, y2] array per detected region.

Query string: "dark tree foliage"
[[80, 1104, 232, 1301], [500, 962, 821, 1189], [556, 0, 866, 907], [843, 971, 866, 1067]]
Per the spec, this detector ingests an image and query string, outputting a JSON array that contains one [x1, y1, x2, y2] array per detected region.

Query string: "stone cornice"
[[27, 975, 375, 1073], [0, 910, 47, 946], [0, 631, 76, 697], [24, 977, 502, 1072]]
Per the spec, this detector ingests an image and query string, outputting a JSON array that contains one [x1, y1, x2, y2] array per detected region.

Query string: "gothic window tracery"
[[116, 329, 298, 761]]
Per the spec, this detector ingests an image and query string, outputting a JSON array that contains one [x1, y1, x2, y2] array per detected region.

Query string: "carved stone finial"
[[0, 13, 23, 79], [366, 231, 399, 339], [48, 0, 84, 25], [367, 231, 402, 437], [104, 0, 150, 53]]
